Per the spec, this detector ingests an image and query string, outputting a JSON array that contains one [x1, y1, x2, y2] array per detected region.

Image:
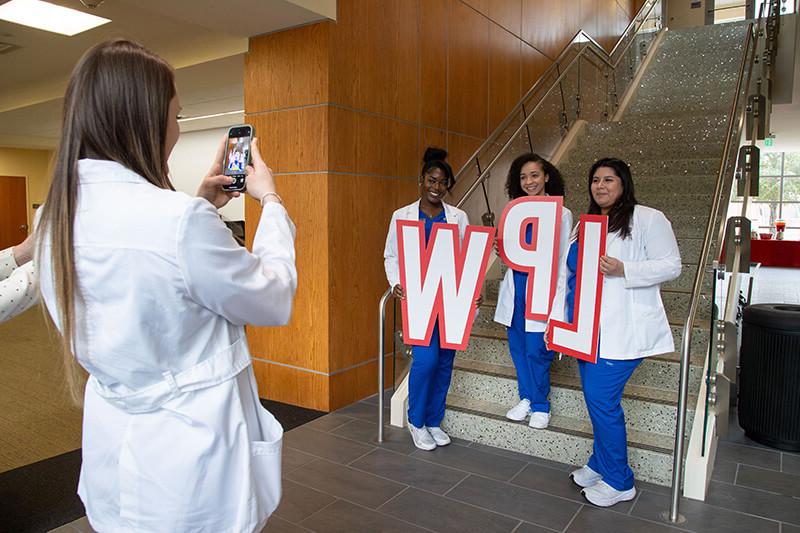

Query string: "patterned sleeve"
[[0, 260, 39, 324]]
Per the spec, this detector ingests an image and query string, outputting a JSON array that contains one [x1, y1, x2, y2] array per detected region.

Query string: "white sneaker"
[[570, 465, 602, 488], [529, 411, 551, 429], [408, 423, 436, 451], [506, 399, 531, 421], [581, 480, 636, 507], [427, 426, 451, 446]]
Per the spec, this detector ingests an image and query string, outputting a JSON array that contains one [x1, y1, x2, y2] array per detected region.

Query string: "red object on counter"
[[750, 239, 800, 267]]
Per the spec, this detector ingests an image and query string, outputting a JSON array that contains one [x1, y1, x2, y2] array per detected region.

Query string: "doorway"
[[0, 175, 28, 249]]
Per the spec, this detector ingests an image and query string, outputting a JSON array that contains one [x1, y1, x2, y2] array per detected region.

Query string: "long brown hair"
[[37, 40, 176, 403]]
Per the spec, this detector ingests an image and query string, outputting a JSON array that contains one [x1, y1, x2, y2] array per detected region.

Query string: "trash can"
[[739, 303, 800, 451]]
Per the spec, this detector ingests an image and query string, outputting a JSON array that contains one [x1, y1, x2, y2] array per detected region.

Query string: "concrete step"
[[450, 357, 696, 437], [443, 394, 679, 486], [561, 157, 722, 180]]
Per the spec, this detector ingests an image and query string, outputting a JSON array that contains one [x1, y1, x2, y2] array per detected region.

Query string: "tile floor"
[[52, 395, 800, 533]]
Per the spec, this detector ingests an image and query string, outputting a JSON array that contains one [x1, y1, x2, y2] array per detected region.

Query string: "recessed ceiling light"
[[0, 0, 111, 37]]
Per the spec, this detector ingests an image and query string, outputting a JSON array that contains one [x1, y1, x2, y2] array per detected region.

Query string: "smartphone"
[[221, 124, 254, 192]]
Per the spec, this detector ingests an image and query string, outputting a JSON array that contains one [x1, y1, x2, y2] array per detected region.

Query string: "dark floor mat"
[[0, 399, 325, 532]]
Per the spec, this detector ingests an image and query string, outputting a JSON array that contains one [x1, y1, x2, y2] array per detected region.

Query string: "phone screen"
[[223, 135, 251, 177]]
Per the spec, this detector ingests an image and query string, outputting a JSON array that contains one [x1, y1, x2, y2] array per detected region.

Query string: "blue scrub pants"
[[408, 323, 456, 428], [507, 313, 554, 413], [578, 357, 642, 491]]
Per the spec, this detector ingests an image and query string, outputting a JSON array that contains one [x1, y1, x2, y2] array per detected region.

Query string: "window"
[[730, 151, 800, 239]]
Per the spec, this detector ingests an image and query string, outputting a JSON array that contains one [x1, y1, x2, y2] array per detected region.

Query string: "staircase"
[[441, 22, 748, 486]]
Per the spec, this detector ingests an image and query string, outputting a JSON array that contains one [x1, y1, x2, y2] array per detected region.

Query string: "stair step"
[[450, 357, 696, 437], [443, 393, 678, 486], [561, 157, 722, 180]]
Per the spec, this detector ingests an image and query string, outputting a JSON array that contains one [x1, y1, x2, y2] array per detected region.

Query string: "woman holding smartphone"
[[383, 147, 476, 451], [548, 158, 680, 507], [36, 40, 296, 532], [494, 154, 572, 429]]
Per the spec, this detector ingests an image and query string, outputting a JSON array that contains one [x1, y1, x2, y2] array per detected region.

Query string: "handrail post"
[[377, 288, 392, 443]]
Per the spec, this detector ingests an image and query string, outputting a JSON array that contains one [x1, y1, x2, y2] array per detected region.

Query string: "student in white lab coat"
[[36, 40, 297, 533], [384, 147, 477, 451], [493, 154, 572, 429], [0, 233, 38, 324], [548, 157, 681, 508]]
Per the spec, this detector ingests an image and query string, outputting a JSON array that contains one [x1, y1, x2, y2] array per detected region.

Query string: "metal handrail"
[[453, 0, 661, 210], [377, 287, 392, 443], [669, 6, 772, 521]]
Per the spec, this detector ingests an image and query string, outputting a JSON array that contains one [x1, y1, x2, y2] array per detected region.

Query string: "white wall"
[[168, 127, 244, 221]]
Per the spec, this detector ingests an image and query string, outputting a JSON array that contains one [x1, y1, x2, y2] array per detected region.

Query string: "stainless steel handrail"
[[669, 18, 761, 523], [452, 0, 661, 190], [377, 287, 392, 443]]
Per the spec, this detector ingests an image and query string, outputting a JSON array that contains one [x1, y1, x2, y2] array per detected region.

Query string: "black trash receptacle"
[[739, 303, 800, 451]]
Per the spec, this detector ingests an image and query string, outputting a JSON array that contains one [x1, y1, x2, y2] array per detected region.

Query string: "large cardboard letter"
[[397, 220, 494, 350], [497, 196, 563, 320], [548, 215, 607, 363]]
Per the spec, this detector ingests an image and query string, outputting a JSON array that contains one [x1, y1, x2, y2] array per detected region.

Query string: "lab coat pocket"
[[632, 300, 668, 353], [250, 403, 283, 518]]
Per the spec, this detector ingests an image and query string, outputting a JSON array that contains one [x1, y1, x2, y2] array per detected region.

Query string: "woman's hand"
[[196, 134, 240, 208], [12, 233, 34, 266], [475, 294, 483, 307], [244, 138, 278, 203], [599, 255, 625, 277], [543, 323, 551, 349], [392, 284, 405, 299]]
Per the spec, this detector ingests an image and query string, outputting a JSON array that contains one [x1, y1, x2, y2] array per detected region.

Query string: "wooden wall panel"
[[489, 0, 523, 37], [252, 360, 329, 411], [447, 132, 483, 178], [461, 0, 489, 15], [395, 177, 420, 208], [447, 0, 489, 139], [580, 0, 600, 41], [247, 109, 327, 174], [245, 173, 330, 372], [489, 24, 522, 133], [329, 0, 419, 122], [420, 0, 448, 129], [522, 0, 582, 59], [328, 107, 418, 178], [328, 174, 402, 372], [521, 44, 553, 96], [245, 22, 330, 113], [329, 356, 394, 410], [420, 127, 447, 164]]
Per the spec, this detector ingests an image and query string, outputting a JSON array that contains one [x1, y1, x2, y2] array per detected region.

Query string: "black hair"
[[421, 147, 455, 190], [505, 153, 565, 199], [587, 157, 637, 239]]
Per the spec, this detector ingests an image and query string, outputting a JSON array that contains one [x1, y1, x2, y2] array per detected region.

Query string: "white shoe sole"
[[506, 411, 530, 422], [570, 471, 602, 488], [581, 486, 636, 507]]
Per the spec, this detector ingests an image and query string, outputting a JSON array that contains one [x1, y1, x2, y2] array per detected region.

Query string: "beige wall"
[[0, 148, 53, 232]]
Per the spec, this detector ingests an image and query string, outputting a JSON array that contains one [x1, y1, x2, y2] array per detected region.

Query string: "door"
[[0, 176, 28, 249], [668, 0, 708, 28]]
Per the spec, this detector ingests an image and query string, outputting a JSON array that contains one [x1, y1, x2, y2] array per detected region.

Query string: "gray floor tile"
[[350, 448, 468, 494], [736, 465, 800, 498], [331, 418, 419, 455], [724, 415, 785, 452], [447, 474, 582, 531], [784, 454, 800, 476], [282, 447, 317, 474], [261, 515, 310, 532], [301, 413, 354, 433], [513, 522, 558, 533], [359, 390, 394, 407], [784, 523, 800, 533], [301, 498, 428, 533], [704, 480, 800, 526], [284, 426, 374, 465], [711, 459, 738, 484], [471, 442, 573, 471], [47, 525, 79, 533], [411, 440, 527, 481], [333, 401, 390, 423], [631, 489, 780, 533], [379, 486, 520, 533], [285, 458, 406, 509], [510, 463, 636, 514], [566, 506, 679, 533], [274, 479, 338, 524], [717, 441, 781, 471]]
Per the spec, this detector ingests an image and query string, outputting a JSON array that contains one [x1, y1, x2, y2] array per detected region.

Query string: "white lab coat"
[[38, 159, 297, 533], [493, 206, 573, 333], [0, 247, 38, 323], [550, 205, 681, 360], [383, 199, 469, 288]]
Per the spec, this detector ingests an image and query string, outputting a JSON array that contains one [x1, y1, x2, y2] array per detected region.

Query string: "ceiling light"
[[178, 110, 244, 123], [0, 0, 111, 37]]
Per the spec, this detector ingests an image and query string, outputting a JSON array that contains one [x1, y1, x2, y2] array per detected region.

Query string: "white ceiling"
[[0, 0, 335, 149]]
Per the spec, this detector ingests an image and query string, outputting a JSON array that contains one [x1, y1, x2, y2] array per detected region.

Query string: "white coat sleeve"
[[0, 247, 16, 280], [177, 198, 297, 327], [0, 259, 39, 324], [383, 212, 401, 289], [623, 210, 682, 288]]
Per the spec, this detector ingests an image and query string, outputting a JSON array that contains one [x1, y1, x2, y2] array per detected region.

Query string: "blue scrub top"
[[512, 224, 534, 311], [566, 239, 580, 323], [419, 207, 447, 243]]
